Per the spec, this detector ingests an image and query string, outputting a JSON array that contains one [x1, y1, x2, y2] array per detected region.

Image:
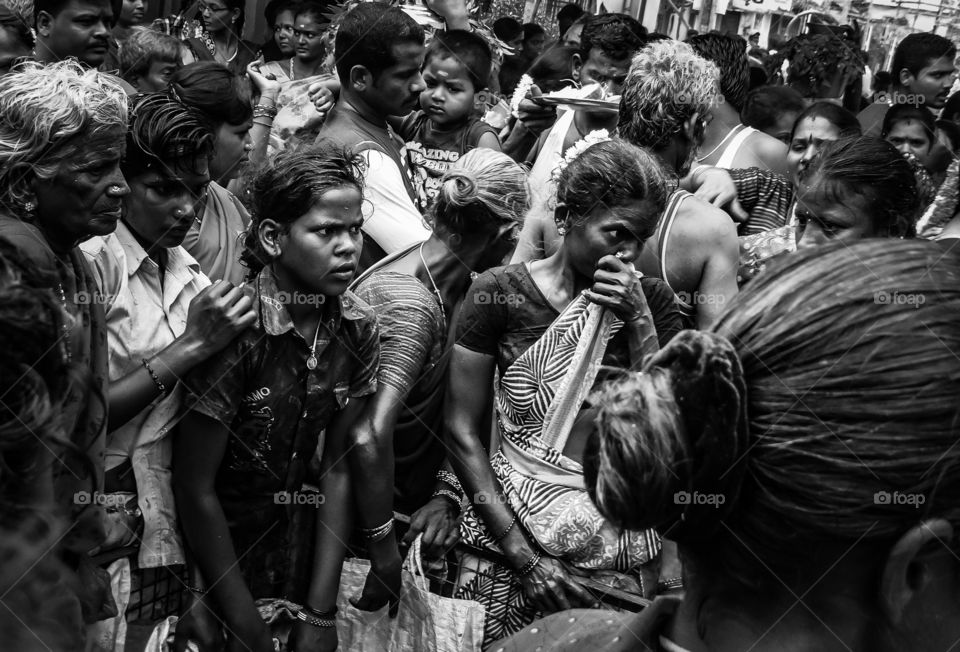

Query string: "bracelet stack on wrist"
[[516, 550, 542, 577], [252, 102, 277, 128], [432, 487, 462, 511], [297, 604, 337, 629], [361, 517, 395, 543], [435, 469, 463, 493]]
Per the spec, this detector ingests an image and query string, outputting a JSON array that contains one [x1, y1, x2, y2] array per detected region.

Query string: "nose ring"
[[108, 185, 123, 193]]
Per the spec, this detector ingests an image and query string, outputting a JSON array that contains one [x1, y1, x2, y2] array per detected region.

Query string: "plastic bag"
[[337, 535, 485, 652]]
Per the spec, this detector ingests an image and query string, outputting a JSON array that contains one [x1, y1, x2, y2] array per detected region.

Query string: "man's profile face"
[[39, 0, 113, 67], [904, 55, 956, 109], [370, 41, 425, 117]]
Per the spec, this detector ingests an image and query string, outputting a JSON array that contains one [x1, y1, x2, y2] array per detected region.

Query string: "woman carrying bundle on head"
[[498, 237, 960, 652], [445, 138, 684, 647]]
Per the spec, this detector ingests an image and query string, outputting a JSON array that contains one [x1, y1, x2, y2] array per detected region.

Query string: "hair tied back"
[[441, 169, 478, 207], [587, 330, 749, 543]]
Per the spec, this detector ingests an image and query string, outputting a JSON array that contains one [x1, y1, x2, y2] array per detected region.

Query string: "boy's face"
[[902, 55, 956, 109], [272, 186, 364, 297], [122, 159, 211, 252], [420, 54, 476, 126], [135, 57, 180, 92], [38, 0, 114, 67], [370, 41, 425, 117], [524, 33, 546, 59]]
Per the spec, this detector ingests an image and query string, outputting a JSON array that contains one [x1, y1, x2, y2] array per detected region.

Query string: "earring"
[[23, 200, 36, 214], [557, 225, 567, 236]]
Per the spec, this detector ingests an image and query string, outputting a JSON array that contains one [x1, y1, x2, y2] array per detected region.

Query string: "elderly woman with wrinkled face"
[[0, 61, 128, 616]]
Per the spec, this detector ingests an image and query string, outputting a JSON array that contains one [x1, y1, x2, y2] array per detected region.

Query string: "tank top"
[[715, 125, 758, 169]]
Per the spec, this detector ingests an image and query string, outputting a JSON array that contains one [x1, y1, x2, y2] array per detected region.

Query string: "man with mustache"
[[35, 0, 115, 68], [316, 2, 433, 271], [858, 32, 957, 138]]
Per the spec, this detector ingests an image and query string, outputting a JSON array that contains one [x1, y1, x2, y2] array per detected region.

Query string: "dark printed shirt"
[[456, 263, 682, 375], [184, 266, 379, 519], [399, 111, 499, 212]]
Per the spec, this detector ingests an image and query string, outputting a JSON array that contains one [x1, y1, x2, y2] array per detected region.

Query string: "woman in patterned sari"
[[446, 139, 683, 647]]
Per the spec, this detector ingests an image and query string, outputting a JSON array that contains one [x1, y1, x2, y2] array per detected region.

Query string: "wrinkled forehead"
[[582, 48, 632, 74]]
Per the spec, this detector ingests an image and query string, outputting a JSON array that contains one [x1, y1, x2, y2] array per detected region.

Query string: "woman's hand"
[[585, 254, 650, 323], [350, 552, 402, 617], [689, 166, 747, 222], [403, 496, 461, 559], [518, 555, 597, 614], [181, 281, 257, 358], [246, 57, 281, 103], [290, 621, 338, 652], [172, 593, 221, 652]]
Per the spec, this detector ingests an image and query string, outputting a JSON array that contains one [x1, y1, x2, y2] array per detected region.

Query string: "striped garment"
[[457, 294, 661, 647], [729, 167, 795, 236], [352, 270, 448, 512]]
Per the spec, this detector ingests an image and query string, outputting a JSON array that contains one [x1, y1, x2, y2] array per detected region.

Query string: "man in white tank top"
[[514, 40, 740, 329], [688, 34, 788, 175]]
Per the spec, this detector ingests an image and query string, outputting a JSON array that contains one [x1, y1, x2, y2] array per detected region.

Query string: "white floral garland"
[[510, 74, 534, 119], [550, 129, 612, 183]]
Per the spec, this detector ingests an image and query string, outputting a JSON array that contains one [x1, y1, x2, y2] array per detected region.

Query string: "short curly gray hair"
[[617, 40, 720, 151], [0, 60, 128, 213]]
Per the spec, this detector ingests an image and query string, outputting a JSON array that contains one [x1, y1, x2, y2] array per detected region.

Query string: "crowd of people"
[[1, 0, 960, 650]]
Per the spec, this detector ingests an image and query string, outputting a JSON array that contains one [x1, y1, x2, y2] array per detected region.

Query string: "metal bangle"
[[361, 518, 394, 542], [516, 550, 542, 577], [432, 488, 462, 511], [492, 514, 517, 542], [303, 604, 337, 618], [296, 609, 336, 628], [657, 577, 684, 591], [435, 469, 463, 494], [252, 103, 278, 119]]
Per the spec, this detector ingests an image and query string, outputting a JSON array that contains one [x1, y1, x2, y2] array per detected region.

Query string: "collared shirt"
[[81, 221, 211, 567], [183, 266, 379, 527]]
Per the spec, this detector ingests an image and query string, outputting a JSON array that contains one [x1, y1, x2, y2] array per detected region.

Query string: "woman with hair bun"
[[446, 138, 683, 646], [498, 238, 960, 651], [345, 148, 531, 612]]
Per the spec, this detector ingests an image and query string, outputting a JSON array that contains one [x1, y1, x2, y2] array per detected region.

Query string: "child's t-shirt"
[[399, 111, 499, 212]]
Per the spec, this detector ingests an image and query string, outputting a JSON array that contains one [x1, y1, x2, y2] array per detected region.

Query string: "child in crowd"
[[173, 144, 380, 652], [396, 29, 501, 212], [117, 27, 183, 93]]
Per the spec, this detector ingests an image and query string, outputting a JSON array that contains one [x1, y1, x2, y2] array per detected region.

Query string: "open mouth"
[[330, 264, 356, 278]]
